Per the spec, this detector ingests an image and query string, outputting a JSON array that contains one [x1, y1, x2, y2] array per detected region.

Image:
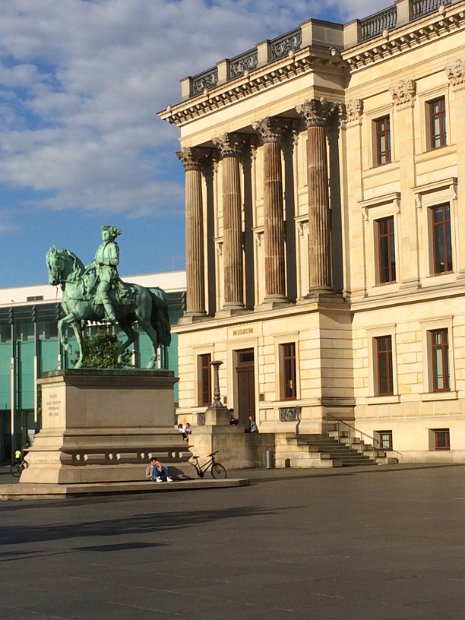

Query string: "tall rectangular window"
[[280, 342, 297, 400], [430, 328, 449, 392], [431, 204, 452, 274], [374, 115, 391, 165], [376, 216, 396, 283], [428, 96, 447, 149], [198, 353, 211, 406], [374, 335, 393, 396]]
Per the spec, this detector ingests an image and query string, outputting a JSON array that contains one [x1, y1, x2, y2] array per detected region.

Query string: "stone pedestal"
[[20, 369, 191, 485]]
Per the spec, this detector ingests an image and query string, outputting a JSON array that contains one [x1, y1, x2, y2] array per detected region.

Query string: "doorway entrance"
[[235, 348, 255, 425]]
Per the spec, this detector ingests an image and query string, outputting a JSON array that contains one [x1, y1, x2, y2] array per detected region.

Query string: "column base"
[[301, 290, 345, 304], [179, 312, 209, 324], [256, 297, 290, 311], [216, 305, 250, 318]]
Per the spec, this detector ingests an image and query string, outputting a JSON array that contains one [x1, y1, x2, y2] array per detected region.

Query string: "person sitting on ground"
[[245, 415, 258, 433], [151, 456, 173, 482], [145, 457, 156, 480], [183, 422, 192, 439]]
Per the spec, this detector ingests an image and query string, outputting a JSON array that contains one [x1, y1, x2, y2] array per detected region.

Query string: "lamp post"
[[205, 360, 229, 425], [210, 360, 224, 409]]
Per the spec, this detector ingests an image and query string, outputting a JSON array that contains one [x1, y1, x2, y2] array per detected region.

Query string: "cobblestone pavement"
[[1, 463, 465, 619]]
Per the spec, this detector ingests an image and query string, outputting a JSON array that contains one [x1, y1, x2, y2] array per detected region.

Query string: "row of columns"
[[177, 98, 340, 317]]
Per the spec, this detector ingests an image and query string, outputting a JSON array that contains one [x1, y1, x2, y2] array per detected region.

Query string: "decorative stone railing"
[[229, 48, 258, 78], [412, 0, 452, 19], [192, 68, 218, 97], [184, 0, 461, 98], [360, 6, 397, 41], [270, 28, 302, 60]]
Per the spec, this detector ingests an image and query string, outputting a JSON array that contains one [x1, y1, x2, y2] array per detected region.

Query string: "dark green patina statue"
[[46, 226, 171, 369]]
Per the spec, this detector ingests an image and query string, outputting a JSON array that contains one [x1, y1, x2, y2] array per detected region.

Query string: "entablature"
[[343, 1, 465, 72], [159, 47, 346, 127]]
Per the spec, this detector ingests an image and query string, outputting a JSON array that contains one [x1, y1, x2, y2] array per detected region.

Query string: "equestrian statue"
[[46, 225, 171, 369]]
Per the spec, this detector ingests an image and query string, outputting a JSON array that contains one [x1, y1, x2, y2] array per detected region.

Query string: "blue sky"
[[0, 0, 386, 287]]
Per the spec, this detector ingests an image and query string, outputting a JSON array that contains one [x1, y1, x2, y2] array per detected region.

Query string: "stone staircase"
[[275, 431, 398, 469]]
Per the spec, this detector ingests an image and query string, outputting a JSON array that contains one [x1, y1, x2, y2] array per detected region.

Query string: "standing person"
[[151, 457, 173, 482], [94, 225, 121, 322]]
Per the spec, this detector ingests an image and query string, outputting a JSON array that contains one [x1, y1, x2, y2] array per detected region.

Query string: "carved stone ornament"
[[390, 79, 416, 105], [296, 98, 339, 128], [346, 99, 364, 122], [176, 147, 208, 171], [212, 133, 248, 158], [252, 117, 289, 144], [445, 59, 465, 87]]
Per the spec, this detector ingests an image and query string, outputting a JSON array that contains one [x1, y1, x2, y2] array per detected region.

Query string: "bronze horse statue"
[[46, 246, 171, 369]]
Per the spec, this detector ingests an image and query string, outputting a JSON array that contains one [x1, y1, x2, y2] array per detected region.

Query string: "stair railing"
[[323, 413, 402, 459]]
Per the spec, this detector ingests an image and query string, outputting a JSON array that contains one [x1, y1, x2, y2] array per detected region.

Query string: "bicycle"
[[191, 451, 227, 479], [10, 458, 27, 478]]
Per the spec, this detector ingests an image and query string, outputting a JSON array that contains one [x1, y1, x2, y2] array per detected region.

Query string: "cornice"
[[342, 3, 465, 72], [159, 48, 345, 127]]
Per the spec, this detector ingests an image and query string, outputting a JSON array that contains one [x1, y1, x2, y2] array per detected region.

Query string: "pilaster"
[[446, 59, 465, 277], [390, 79, 418, 289]]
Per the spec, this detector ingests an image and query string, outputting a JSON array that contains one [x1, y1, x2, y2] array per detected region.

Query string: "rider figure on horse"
[[94, 225, 121, 322]]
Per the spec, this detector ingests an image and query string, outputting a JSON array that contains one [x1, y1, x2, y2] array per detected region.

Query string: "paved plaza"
[[1, 464, 465, 619]]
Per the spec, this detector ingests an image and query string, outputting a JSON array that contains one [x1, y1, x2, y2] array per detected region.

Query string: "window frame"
[[197, 352, 212, 407], [431, 428, 450, 451], [375, 430, 393, 451], [376, 215, 396, 284], [427, 96, 447, 150], [374, 335, 394, 396], [430, 328, 450, 392], [373, 115, 391, 166], [280, 342, 297, 401], [430, 203, 452, 275]]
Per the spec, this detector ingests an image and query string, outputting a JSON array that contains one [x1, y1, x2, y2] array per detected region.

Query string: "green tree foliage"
[[78, 330, 131, 369]]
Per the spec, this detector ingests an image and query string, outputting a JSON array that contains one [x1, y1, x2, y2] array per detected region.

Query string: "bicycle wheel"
[[210, 463, 227, 479], [10, 463, 22, 478]]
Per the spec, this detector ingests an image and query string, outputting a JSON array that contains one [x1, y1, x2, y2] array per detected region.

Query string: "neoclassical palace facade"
[[160, 0, 465, 464]]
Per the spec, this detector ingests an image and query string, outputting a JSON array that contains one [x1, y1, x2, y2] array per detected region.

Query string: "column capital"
[[346, 99, 363, 123], [177, 147, 210, 171], [445, 58, 465, 87], [390, 79, 416, 105], [212, 133, 248, 158], [296, 98, 339, 128], [252, 117, 291, 144]]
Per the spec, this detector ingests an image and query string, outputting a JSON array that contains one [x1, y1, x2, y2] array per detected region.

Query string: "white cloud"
[[0, 0, 389, 225]]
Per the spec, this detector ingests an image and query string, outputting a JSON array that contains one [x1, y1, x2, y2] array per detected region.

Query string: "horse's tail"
[[150, 287, 171, 347]]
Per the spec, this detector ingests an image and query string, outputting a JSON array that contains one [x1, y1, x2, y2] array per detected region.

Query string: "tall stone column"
[[213, 133, 247, 310], [297, 99, 336, 294], [177, 147, 206, 317], [253, 117, 288, 303]]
